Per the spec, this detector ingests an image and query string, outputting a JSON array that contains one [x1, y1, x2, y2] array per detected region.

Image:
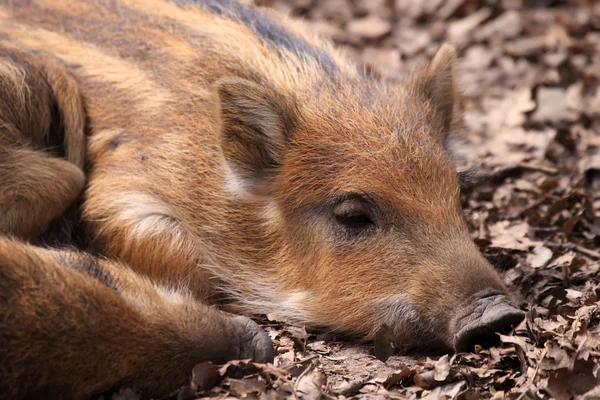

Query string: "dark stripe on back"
[[61, 252, 119, 291], [181, 0, 339, 74]]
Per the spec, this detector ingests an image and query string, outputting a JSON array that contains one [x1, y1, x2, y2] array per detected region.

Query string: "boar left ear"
[[217, 78, 297, 197], [412, 43, 459, 136]]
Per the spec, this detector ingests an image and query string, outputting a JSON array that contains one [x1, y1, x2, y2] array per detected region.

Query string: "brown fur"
[[0, 49, 85, 239], [0, 236, 271, 398], [0, 0, 516, 397]]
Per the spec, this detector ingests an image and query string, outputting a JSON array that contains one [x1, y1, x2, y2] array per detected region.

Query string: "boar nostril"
[[453, 295, 524, 353]]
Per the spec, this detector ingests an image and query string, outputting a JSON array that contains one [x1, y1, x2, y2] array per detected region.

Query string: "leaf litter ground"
[[110, 0, 600, 398]]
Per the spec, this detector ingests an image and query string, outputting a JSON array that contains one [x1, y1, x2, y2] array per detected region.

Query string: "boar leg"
[[0, 237, 273, 399], [0, 144, 85, 239]]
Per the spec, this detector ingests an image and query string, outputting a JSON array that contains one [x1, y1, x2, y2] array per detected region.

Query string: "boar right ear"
[[412, 43, 458, 136], [216, 78, 296, 197]]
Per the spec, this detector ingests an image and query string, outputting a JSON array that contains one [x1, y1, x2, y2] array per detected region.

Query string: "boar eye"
[[332, 197, 375, 232]]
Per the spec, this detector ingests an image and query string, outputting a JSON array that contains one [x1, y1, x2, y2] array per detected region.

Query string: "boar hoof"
[[454, 292, 524, 352], [230, 315, 274, 363]]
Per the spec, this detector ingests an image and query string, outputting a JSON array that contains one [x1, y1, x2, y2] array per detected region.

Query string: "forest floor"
[[125, 1, 600, 399]]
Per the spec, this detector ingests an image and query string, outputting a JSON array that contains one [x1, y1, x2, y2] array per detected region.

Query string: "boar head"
[[217, 44, 524, 353]]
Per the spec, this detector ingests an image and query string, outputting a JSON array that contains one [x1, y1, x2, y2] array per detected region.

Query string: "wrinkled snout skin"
[[0, 0, 524, 356], [453, 290, 525, 352]]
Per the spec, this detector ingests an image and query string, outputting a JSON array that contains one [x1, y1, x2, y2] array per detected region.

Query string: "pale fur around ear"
[[412, 43, 459, 135], [216, 78, 296, 197]]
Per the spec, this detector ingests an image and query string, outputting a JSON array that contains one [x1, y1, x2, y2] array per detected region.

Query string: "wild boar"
[[0, 0, 524, 397]]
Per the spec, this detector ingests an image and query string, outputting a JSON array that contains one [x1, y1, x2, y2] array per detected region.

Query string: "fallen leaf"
[[346, 16, 391, 40], [294, 365, 326, 400], [531, 87, 580, 123], [448, 8, 492, 43], [433, 354, 451, 382], [527, 246, 553, 268]]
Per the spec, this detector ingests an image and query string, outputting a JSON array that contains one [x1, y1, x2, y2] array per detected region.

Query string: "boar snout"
[[452, 289, 524, 352]]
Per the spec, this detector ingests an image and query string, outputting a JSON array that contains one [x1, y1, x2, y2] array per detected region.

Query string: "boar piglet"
[[0, 1, 525, 396]]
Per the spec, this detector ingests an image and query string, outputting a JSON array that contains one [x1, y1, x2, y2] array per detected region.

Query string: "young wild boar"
[[0, 0, 524, 397]]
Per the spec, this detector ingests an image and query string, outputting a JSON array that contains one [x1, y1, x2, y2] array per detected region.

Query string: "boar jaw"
[[452, 290, 525, 352]]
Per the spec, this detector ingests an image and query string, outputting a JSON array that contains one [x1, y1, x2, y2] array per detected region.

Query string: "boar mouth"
[[453, 291, 525, 352]]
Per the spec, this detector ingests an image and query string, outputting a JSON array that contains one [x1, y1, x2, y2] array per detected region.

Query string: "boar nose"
[[453, 289, 524, 352]]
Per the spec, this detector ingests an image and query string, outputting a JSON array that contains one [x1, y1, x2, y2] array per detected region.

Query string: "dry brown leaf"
[[527, 246, 553, 269], [486, 88, 536, 132], [433, 354, 451, 382], [346, 16, 391, 40], [489, 221, 541, 250], [475, 10, 522, 41], [531, 87, 580, 123], [294, 364, 326, 400], [421, 380, 467, 400], [447, 8, 492, 44], [227, 378, 266, 397]]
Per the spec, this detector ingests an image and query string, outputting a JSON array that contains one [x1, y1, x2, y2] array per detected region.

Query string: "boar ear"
[[412, 43, 458, 135], [217, 78, 296, 197]]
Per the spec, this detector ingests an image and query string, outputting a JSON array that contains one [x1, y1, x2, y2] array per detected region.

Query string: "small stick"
[[516, 162, 559, 175], [546, 242, 600, 260]]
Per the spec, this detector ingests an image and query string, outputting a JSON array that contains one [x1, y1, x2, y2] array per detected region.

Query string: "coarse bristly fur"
[[0, 0, 521, 398]]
